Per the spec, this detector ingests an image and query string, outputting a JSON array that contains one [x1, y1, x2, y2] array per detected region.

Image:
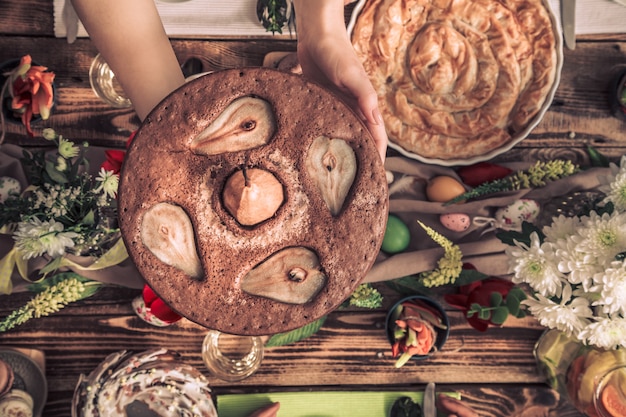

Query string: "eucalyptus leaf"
[[265, 316, 326, 347], [489, 292, 503, 307], [491, 306, 510, 325], [496, 221, 544, 247], [478, 308, 491, 320]]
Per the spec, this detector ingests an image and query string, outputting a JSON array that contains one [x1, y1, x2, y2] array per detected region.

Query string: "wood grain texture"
[[1, 0, 622, 416]]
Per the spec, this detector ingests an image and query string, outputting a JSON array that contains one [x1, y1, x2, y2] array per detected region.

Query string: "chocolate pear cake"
[[118, 67, 388, 335]]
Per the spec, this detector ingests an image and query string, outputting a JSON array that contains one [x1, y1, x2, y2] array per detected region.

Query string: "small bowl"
[[385, 295, 450, 361]]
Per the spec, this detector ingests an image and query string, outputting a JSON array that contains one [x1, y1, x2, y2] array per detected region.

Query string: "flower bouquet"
[[500, 154, 626, 416], [0, 129, 129, 331], [0, 55, 55, 141]]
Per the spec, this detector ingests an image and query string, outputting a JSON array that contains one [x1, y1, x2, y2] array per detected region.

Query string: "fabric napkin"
[[364, 156, 609, 283], [217, 391, 461, 417], [548, 0, 626, 35], [53, 0, 293, 40]]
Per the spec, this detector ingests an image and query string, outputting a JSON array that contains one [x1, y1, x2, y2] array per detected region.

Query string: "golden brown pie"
[[351, 0, 559, 162]]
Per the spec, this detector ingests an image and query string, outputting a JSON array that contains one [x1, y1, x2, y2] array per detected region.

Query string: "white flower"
[[542, 214, 581, 243], [58, 137, 80, 159], [590, 261, 626, 316], [577, 316, 626, 350], [506, 232, 565, 297], [14, 218, 79, 259], [598, 154, 626, 211], [95, 168, 119, 199], [523, 284, 593, 338], [41, 128, 57, 141], [575, 211, 626, 266]]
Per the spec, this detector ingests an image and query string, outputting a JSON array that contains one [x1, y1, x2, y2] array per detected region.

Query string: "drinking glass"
[[88, 53, 132, 108], [201, 330, 264, 382], [593, 365, 626, 417]]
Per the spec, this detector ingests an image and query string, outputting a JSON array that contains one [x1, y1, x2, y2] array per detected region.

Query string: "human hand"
[[437, 394, 480, 417], [246, 402, 280, 417], [293, 0, 388, 161]]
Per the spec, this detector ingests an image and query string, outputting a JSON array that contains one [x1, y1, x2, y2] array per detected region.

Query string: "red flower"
[[444, 276, 515, 332], [6, 55, 55, 137], [142, 284, 182, 324], [100, 130, 136, 174]]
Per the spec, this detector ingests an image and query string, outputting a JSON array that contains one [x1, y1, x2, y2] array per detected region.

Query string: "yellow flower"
[[417, 221, 463, 287]]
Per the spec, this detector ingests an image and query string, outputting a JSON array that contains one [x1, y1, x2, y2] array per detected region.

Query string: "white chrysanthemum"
[[556, 236, 600, 291], [543, 214, 581, 244], [598, 155, 626, 211], [573, 211, 626, 267], [577, 316, 626, 350], [506, 232, 565, 297], [58, 137, 80, 159], [95, 169, 119, 199], [14, 218, 79, 259], [590, 261, 626, 316], [523, 284, 593, 338]]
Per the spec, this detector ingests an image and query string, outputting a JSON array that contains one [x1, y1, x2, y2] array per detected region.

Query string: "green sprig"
[[347, 283, 383, 309], [0, 272, 102, 332], [444, 160, 579, 205], [256, 0, 295, 34]]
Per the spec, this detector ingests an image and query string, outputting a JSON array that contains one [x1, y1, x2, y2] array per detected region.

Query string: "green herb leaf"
[[496, 221, 544, 247], [490, 306, 510, 325], [489, 292, 503, 307], [45, 160, 68, 183], [586, 146, 610, 168], [265, 316, 326, 347]]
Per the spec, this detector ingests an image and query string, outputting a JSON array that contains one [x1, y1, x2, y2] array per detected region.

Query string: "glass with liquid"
[[201, 330, 264, 382], [89, 53, 132, 108]]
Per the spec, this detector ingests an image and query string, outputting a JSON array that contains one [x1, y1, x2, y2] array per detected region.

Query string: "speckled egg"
[[494, 199, 540, 231], [440, 213, 471, 232], [0, 177, 21, 203]]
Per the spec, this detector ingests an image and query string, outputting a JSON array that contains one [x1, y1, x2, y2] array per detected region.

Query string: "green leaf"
[[453, 268, 489, 286], [478, 308, 491, 320], [39, 256, 64, 276], [384, 275, 430, 296], [265, 316, 327, 347], [45, 160, 68, 184], [489, 292, 503, 307], [81, 210, 95, 226], [490, 306, 510, 325], [496, 221, 544, 247], [505, 294, 520, 316], [586, 146, 610, 168]]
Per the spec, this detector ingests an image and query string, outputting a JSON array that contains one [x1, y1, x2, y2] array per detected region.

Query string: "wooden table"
[[1, 1, 626, 416]]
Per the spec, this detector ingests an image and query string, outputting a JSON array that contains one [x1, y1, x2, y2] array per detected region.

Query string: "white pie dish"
[[347, 0, 564, 166]]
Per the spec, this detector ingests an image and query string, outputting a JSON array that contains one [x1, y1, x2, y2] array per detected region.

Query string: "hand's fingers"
[[246, 402, 280, 417], [363, 117, 388, 162], [437, 394, 479, 417]]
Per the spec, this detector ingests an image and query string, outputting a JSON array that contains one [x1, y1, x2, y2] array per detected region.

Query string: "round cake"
[[118, 67, 389, 336]]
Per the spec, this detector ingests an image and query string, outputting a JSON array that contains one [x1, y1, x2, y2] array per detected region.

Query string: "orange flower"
[[3, 55, 55, 136]]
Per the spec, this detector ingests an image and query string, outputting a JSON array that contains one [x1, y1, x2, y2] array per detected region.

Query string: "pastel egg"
[[440, 213, 471, 232], [426, 176, 466, 202], [494, 199, 540, 231], [0, 176, 21, 203]]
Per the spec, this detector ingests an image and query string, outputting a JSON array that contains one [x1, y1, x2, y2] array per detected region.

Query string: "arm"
[[70, 0, 185, 120], [292, 0, 388, 161]]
